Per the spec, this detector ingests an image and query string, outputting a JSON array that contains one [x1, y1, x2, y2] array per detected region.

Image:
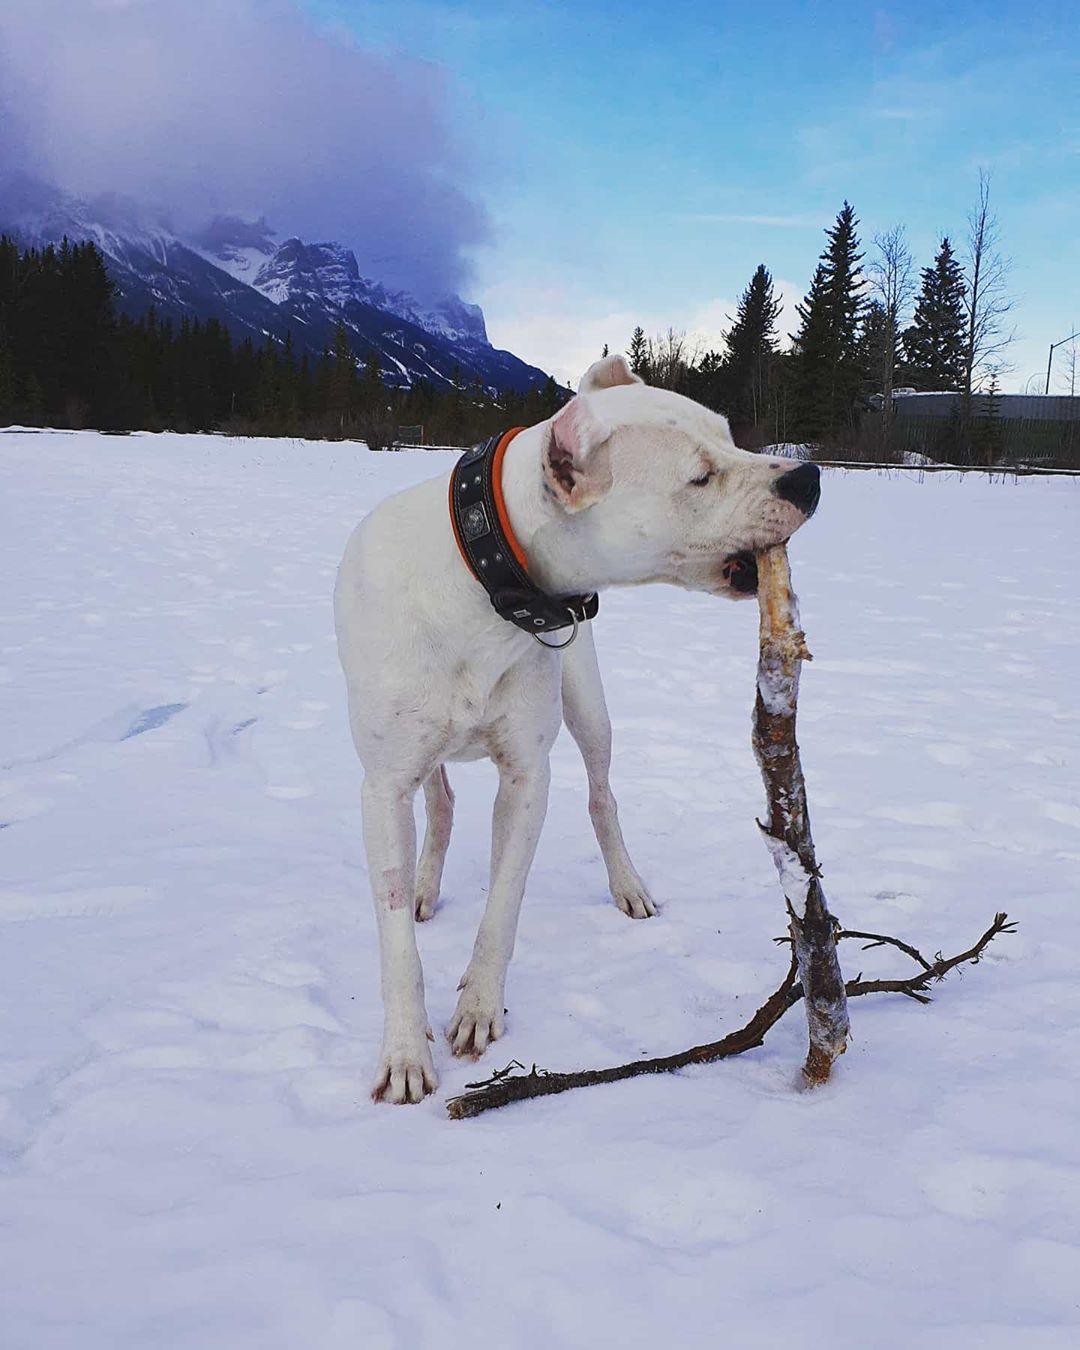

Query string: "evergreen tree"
[[903, 236, 965, 391], [0, 237, 20, 422], [859, 300, 899, 398], [628, 326, 649, 378], [723, 264, 782, 437], [62, 239, 118, 423], [327, 323, 357, 433], [360, 348, 385, 411], [790, 202, 866, 444], [685, 348, 725, 414], [972, 368, 1003, 466], [21, 370, 44, 424], [0, 339, 13, 422]]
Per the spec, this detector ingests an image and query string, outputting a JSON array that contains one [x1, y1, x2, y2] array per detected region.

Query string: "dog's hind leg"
[[415, 765, 454, 921], [561, 624, 656, 919]]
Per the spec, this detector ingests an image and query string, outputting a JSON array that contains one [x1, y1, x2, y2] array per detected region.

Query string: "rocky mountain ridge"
[[0, 175, 549, 395]]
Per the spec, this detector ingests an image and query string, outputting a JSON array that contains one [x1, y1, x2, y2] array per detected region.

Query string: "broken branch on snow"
[[446, 914, 1015, 1119]]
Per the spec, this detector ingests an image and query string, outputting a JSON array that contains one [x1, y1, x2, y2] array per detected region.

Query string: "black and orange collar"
[[449, 429, 599, 637]]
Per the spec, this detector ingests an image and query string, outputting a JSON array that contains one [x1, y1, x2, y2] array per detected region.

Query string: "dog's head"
[[539, 353, 819, 598]]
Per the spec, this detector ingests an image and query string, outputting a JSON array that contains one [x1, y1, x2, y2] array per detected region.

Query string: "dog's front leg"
[[362, 772, 438, 1103], [448, 754, 551, 1057]]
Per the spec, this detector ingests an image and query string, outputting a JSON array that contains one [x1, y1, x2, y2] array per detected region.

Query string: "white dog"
[[335, 354, 820, 1102]]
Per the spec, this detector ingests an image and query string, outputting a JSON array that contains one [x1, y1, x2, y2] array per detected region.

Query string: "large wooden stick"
[[752, 545, 849, 1083], [444, 546, 1013, 1121], [445, 914, 1014, 1119]]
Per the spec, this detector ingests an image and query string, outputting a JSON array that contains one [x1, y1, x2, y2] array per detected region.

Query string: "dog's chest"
[[438, 652, 558, 763]]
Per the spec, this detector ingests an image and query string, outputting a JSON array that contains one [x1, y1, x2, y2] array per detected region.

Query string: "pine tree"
[[903, 236, 965, 391], [327, 323, 357, 433], [21, 369, 44, 424], [360, 348, 384, 411], [685, 348, 725, 414], [723, 264, 782, 438], [62, 240, 119, 424], [973, 368, 1003, 466], [859, 300, 898, 398], [0, 236, 18, 423], [0, 339, 14, 422], [628, 326, 648, 378], [790, 263, 830, 433], [790, 202, 866, 444]]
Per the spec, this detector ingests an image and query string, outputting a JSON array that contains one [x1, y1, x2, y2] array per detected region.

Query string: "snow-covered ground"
[[2, 430, 1079, 1349]]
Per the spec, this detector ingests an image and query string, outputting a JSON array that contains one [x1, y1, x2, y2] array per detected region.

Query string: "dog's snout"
[[774, 462, 820, 517]]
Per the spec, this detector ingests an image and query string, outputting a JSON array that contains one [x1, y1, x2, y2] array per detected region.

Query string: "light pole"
[[1045, 329, 1080, 394]]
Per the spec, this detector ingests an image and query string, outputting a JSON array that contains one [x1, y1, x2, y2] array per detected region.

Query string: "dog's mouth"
[[721, 551, 758, 595]]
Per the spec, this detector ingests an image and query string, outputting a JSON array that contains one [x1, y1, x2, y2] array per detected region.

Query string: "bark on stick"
[[753, 545, 850, 1083]]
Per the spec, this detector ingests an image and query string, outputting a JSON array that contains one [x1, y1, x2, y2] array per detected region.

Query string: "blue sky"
[[319, 1, 1076, 388]]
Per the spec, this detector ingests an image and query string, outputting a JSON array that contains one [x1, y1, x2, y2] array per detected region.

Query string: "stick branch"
[[753, 545, 849, 1082], [446, 914, 1013, 1119]]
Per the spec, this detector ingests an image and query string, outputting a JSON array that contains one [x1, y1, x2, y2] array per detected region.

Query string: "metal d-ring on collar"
[[532, 606, 581, 649], [449, 431, 599, 647]]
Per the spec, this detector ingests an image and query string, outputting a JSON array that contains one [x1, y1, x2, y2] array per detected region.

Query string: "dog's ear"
[[543, 395, 613, 512], [578, 353, 642, 395]]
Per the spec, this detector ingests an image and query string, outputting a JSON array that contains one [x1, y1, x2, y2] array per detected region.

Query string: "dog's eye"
[[689, 470, 715, 487]]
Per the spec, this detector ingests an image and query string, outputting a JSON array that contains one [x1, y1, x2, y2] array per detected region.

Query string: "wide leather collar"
[[449, 428, 598, 639]]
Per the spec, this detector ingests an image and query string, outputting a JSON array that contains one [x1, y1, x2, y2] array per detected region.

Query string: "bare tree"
[[870, 224, 916, 452], [961, 171, 1014, 461], [646, 328, 698, 391], [1061, 339, 1080, 464], [1058, 335, 1079, 397]]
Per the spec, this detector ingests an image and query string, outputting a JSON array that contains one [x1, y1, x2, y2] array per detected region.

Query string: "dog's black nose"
[[774, 462, 820, 516]]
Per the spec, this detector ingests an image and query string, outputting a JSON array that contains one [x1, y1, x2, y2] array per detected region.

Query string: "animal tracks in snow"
[[120, 702, 189, 740], [0, 884, 156, 923], [2, 700, 190, 771]]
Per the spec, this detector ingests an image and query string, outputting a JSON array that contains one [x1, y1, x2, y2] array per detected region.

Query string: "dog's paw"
[[447, 976, 506, 1058], [414, 885, 439, 922], [371, 1033, 438, 1104], [610, 868, 657, 920]]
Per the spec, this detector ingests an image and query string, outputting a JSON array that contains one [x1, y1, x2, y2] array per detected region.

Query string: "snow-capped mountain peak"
[[250, 238, 360, 308], [1, 176, 547, 395]]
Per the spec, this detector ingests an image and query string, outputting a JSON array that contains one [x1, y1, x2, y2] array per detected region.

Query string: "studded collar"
[[449, 428, 598, 641]]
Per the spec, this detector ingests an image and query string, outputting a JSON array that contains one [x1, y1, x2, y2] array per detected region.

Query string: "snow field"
[[1, 430, 1079, 1348]]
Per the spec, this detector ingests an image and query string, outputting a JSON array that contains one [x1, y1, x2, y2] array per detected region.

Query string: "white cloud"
[[0, 0, 486, 296], [476, 282, 726, 386], [478, 278, 806, 385]]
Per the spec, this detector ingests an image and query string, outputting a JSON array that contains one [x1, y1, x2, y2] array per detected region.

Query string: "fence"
[[878, 392, 1080, 468]]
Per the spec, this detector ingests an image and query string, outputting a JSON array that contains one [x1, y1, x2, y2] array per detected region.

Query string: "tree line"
[[0, 234, 566, 445], [622, 174, 1015, 462], [0, 175, 1019, 459]]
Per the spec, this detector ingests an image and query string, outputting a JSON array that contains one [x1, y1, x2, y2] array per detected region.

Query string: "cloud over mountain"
[[0, 0, 488, 298]]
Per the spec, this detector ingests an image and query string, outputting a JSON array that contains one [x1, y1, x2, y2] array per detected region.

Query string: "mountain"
[[0, 175, 551, 396]]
